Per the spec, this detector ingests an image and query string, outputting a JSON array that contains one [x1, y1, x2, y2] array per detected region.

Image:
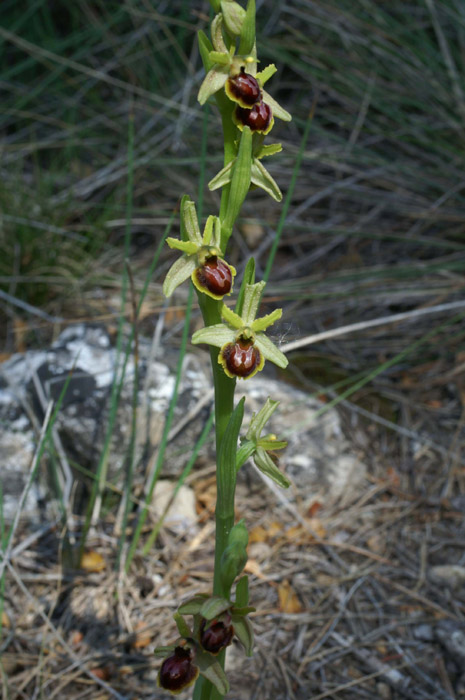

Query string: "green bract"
[[162, 196, 236, 300], [191, 281, 288, 379]]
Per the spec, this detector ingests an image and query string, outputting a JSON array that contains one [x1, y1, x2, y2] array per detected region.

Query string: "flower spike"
[[163, 197, 236, 300]]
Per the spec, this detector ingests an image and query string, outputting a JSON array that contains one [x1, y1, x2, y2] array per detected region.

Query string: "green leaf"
[[198, 30, 214, 72], [223, 127, 253, 239], [162, 255, 196, 298], [200, 596, 231, 621], [235, 257, 255, 317], [238, 0, 255, 55], [256, 63, 277, 85], [262, 89, 292, 121], [191, 324, 234, 349], [232, 614, 254, 656], [220, 541, 248, 592], [235, 575, 249, 607], [228, 518, 249, 548], [217, 398, 245, 516], [196, 652, 230, 695], [221, 0, 246, 37], [246, 398, 279, 442], [241, 281, 265, 326], [177, 594, 209, 615], [255, 332, 288, 369], [174, 612, 192, 638], [253, 446, 291, 488], [236, 439, 256, 471], [251, 159, 283, 202]]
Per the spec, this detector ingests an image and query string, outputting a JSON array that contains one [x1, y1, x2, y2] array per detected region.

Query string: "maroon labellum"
[[221, 339, 262, 378], [200, 618, 234, 655], [225, 68, 261, 107], [158, 646, 199, 693], [234, 101, 273, 134], [194, 257, 233, 297]]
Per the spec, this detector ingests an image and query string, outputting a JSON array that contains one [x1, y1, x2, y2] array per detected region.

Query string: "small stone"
[[151, 480, 197, 533], [429, 565, 465, 590]]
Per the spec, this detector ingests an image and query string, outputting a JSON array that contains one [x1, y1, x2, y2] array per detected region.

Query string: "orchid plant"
[[155, 2, 292, 697]]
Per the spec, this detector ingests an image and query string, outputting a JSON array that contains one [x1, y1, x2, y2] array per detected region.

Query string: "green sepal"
[[238, 0, 255, 55], [258, 143, 282, 158], [166, 238, 198, 255], [174, 612, 192, 638], [211, 12, 227, 53], [198, 30, 214, 72], [181, 197, 202, 244], [262, 89, 292, 121], [236, 439, 256, 471], [254, 446, 291, 488], [200, 596, 232, 621], [232, 614, 254, 656], [251, 159, 282, 202], [222, 127, 253, 245], [254, 333, 288, 369], [162, 255, 196, 298], [208, 50, 230, 65], [196, 651, 230, 695], [154, 644, 176, 658], [241, 281, 265, 326], [246, 398, 280, 441], [208, 160, 234, 192], [235, 257, 255, 317], [221, 303, 244, 330], [256, 63, 277, 86], [221, 0, 246, 36], [198, 64, 229, 105], [177, 594, 209, 615], [191, 324, 234, 348], [251, 307, 282, 332], [235, 575, 249, 607]]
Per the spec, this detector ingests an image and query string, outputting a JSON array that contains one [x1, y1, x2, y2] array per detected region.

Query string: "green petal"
[[166, 237, 198, 255], [246, 398, 279, 442], [200, 596, 232, 621], [191, 324, 235, 348], [177, 594, 209, 615], [251, 159, 282, 201], [198, 64, 229, 105], [163, 256, 196, 298], [173, 612, 192, 638], [198, 30, 213, 71], [209, 50, 230, 65], [236, 439, 256, 470], [202, 215, 215, 246], [182, 198, 202, 244], [256, 63, 277, 86], [208, 160, 234, 192], [251, 307, 282, 333], [255, 333, 288, 369], [258, 438, 287, 451], [254, 446, 291, 489], [241, 281, 265, 325], [262, 89, 292, 122], [221, 303, 244, 330], [258, 143, 283, 159]]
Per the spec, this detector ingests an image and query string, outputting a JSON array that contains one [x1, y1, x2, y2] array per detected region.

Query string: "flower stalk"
[[156, 1, 292, 697]]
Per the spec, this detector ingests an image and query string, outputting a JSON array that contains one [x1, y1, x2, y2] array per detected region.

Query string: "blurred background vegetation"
[[1, 0, 464, 437]]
